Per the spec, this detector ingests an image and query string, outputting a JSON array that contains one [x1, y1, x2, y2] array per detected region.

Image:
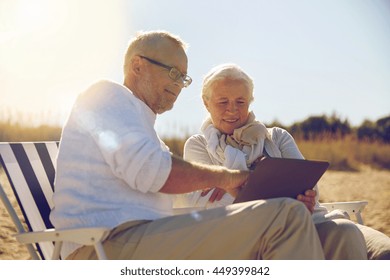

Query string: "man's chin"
[[157, 104, 174, 114]]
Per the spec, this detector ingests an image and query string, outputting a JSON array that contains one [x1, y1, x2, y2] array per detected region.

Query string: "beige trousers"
[[315, 219, 367, 260], [356, 223, 390, 260], [68, 198, 325, 260]]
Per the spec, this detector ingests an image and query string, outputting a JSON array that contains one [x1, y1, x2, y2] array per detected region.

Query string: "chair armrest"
[[321, 201, 368, 213], [14, 227, 111, 246], [321, 201, 368, 224]]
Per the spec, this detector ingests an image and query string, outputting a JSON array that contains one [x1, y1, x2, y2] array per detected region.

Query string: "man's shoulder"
[[76, 80, 138, 107], [85, 80, 128, 96]]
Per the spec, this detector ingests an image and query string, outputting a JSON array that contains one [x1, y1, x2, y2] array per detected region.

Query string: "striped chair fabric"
[[0, 142, 58, 259], [0, 142, 109, 260]]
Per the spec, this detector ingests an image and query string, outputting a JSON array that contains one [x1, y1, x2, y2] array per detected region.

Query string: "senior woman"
[[178, 63, 390, 260]]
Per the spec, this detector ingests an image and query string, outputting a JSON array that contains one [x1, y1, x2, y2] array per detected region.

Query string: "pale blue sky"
[[1, 0, 389, 137]]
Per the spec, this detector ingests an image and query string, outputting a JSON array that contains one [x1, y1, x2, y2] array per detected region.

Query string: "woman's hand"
[[249, 156, 265, 170], [201, 188, 226, 203], [297, 189, 316, 214]]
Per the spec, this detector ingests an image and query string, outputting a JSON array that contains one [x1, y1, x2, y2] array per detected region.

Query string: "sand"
[[318, 166, 390, 236]]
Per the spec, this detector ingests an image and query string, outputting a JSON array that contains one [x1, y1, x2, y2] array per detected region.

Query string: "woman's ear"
[[203, 99, 210, 111]]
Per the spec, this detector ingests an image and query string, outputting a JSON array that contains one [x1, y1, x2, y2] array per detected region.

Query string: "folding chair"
[[0, 142, 110, 260]]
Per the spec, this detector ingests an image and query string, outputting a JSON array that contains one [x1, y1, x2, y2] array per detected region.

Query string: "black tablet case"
[[233, 157, 329, 203]]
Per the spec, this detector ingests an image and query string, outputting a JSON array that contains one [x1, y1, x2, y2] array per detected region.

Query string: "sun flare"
[[0, 0, 126, 126], [16, 0, 51, 31], [0, 0, 62, 42]]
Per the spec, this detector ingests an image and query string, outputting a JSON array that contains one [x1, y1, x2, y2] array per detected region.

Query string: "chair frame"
[[0, 141, 110, 260], [321, 201, 368, 225]]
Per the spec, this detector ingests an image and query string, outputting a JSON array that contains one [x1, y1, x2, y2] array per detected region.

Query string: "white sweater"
[[181, 127, 338, 223]]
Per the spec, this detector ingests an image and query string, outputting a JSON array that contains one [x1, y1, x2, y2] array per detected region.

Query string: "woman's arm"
[[271, 127, 318, 213]]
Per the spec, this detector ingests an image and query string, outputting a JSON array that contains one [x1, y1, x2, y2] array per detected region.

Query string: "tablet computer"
[[233, 157, 329, 203]]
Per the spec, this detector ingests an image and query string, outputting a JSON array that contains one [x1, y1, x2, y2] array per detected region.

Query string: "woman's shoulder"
[[267, 126, 289, 137], [183, 134, 210, 161], [267, 126, 296, 144], [185, 134, 207, 147]]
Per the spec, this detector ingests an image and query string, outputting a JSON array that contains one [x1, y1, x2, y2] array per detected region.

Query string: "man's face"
[[138, 39, 188, 114], [204, 79, 251, 135]]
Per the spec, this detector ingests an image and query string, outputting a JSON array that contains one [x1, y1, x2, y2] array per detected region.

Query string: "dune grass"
[[1, 119, 389, 171], [296, 136, 390, 171], [164, 135, 390, 171]]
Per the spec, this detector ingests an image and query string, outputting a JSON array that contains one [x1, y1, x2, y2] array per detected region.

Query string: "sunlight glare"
[[0, 0, 63, 43], [0, 0, 126, 126], [16, 0, 50, 31]]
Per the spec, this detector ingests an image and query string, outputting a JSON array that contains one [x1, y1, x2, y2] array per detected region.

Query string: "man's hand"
[[202, 170, 249, 203], [297, 189, 316, 214]]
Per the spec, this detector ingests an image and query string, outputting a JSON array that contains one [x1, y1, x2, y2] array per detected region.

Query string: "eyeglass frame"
[[139, 55, 192, 87]]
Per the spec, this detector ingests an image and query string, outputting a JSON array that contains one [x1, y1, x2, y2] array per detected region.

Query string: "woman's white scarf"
[[183, 111, 270, 208], [201, 111, 276, 170]]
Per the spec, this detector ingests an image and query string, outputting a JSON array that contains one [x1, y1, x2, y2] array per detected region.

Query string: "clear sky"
[[1, 0, 389, 137]]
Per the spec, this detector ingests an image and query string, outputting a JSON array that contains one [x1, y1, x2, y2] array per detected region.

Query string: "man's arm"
[[159, 155, 249, 196]]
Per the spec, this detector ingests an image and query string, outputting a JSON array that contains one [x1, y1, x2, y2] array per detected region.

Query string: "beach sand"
[[1, 167, 389, 260]]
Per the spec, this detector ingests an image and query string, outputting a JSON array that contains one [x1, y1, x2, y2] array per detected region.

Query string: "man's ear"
[[131, 56, 142, 76]]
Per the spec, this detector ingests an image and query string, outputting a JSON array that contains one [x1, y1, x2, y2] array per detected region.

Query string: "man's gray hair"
[[202, 63, 254, 103], [123, 30, 188, 77]]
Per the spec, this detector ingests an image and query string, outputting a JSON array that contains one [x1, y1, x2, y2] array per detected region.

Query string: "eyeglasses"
[[139, 55, 192, 87]]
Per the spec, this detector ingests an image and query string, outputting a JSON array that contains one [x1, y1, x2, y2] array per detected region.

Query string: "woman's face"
[[204, 79, 251, 135]]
